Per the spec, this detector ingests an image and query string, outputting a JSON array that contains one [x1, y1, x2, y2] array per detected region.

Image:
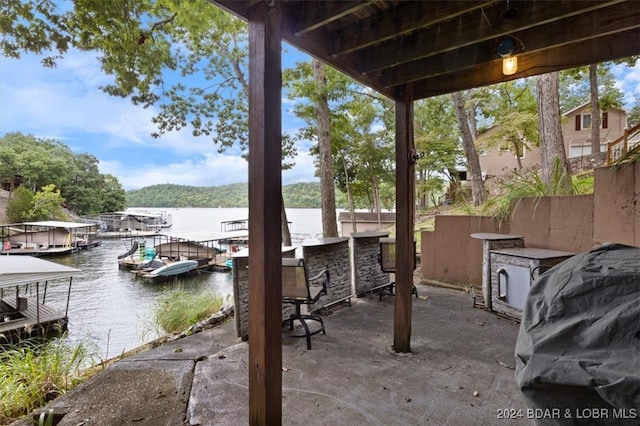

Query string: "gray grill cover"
[[515, 243, 640, 425]]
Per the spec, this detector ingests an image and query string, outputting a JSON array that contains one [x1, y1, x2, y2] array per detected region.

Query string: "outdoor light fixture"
[[502, 56, 518, 76], [497, 38, 518, 76]]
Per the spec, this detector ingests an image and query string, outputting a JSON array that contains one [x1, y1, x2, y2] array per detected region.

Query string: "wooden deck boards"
[[0, 297, 67, 338]]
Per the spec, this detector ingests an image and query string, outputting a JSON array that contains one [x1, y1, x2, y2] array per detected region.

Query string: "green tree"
[[30, 184, 67, 221], [414, 96, 461, 210], [285, 60, 394, 220], [476, 80, 539, 170], [5, 184, 66, 222], [628, 95, 640, 128], [5, 185, 35, 223], [0, 132, 127, 215], [63, 153, 105, 215], [101, 174, 127, 212], [537, 72, 572, 191], [560, 62, 627, 155], [451, 91, 485, 206], [2, 1, 298, 241]]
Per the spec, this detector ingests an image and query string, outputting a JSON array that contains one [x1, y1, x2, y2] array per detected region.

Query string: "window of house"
[[575, 111, 608, 131]]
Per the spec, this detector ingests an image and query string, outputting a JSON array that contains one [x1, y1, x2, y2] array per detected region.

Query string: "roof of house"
[[562, 102, 627, 117]]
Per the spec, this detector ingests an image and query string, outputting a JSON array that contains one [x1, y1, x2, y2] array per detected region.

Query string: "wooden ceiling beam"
[[331, 1, 496, 56], [412, 28, 640, 100], [291, 1, 376, 36], [359, 0, 625, 74], [280, 18, 395, 99], [382, 1, 640, 88]]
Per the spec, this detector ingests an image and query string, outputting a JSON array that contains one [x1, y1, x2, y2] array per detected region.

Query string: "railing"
[[606, 123, 640, 165]]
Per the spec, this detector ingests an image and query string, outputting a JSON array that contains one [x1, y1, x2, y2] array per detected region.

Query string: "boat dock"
[[0, 297, 67, 342], [118, 230, 249, 281], [0, 256, 79, 343], [81, 211, 172, 239], [1, 221, 101, 256]]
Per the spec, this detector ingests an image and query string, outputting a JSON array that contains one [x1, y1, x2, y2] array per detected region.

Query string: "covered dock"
[[0, 221, 100, 256], [0, 256, 80, 342]]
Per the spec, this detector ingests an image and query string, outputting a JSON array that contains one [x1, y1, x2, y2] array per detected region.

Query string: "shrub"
[[0, 337, 92, 423], [154, 290, 224, 334]]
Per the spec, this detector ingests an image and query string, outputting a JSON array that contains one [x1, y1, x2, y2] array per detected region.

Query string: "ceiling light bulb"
[[503, 56, 518, 76]]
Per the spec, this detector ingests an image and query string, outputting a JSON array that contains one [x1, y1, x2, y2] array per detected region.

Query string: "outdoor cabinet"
[[489, 248, 574, 320]]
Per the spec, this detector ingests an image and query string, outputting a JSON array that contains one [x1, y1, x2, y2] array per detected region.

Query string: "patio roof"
[[210, 0, 640, 100], [203, 1, 640, 422]]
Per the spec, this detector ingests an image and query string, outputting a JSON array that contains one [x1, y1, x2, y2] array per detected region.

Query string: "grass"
[[154, 290, 225, 334], [0, 337, 93, 424]]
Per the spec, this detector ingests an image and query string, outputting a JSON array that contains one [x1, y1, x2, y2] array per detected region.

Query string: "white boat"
[[150, 260, 198, 277]]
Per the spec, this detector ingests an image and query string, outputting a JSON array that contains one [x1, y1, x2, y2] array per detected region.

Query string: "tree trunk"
[[536, 72, 572, 189], [418, 170, 427, 209], [589, 63, 601, 154], [451, 91, 485, 206], [372, 178, 381, 229], [313, 59, 338, 237], [342, 155, 357, 233], [281, 193, 291, 246]]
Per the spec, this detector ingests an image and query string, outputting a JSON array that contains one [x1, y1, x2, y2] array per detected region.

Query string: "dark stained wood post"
[[394, 84, 415, 353], [248, 1, 283, 424]]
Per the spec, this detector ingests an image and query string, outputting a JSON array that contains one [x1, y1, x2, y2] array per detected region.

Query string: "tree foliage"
[[0, 132, 127, 217], [6, 184, 67, 222], [126, 182, 349, 208], [414, 96, 461, 210], [285, 61, 395, 213]]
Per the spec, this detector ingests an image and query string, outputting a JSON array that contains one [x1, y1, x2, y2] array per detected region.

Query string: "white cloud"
[[103, 153, 249, 190], [105, 148, 317, 190], [284, 149, 318, 184], [612, 62, 640, 108], [0, 48, 320, 192]]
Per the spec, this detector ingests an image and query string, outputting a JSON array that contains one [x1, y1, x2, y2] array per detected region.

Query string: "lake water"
[[39, 208, 323, 359]]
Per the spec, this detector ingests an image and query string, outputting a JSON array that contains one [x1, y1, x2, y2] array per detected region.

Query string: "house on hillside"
[[476, 103, 628, 184]]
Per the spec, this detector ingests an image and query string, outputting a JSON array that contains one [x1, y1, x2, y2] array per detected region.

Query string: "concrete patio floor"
[[14, 283, 531, 425]]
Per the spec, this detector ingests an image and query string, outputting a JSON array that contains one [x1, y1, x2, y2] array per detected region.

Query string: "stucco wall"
[[593, 164, 638, 246], [421, 215, 505, 287], [421, 162, 640, 287], [509, 195, 593, 253]]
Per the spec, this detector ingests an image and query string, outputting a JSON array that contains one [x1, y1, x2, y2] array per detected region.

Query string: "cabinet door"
[[496, 264, 530, 310]]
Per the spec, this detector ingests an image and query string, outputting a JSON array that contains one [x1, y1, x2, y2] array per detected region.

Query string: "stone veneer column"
[[301, 237, 351, 309], [231, 246, 296, 340], [351, 231, 390, 296]]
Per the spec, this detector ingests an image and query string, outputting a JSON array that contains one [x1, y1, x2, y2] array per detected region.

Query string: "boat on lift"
[[149, 260, 199, 277]]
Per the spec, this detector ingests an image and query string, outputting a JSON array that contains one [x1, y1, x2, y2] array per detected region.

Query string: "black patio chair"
[[378, 238, 418, 301], [282, 258, 329, 350]]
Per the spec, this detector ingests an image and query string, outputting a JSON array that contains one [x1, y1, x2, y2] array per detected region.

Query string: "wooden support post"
[[248, 2, 283, 424], [394, 84, 415, 353]]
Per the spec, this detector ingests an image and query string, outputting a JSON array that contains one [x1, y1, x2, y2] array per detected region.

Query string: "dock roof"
[[0, 256, 80, 288], [19, 221, 96, 229]]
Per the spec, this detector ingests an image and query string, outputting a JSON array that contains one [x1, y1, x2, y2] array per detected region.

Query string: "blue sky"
[[2, 47, 639, 191], [0, 46, 316, 191]]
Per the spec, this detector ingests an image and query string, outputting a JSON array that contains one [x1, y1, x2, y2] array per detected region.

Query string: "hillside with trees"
[[126, 182, 350, 209], [0, 132, 127, 222]]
